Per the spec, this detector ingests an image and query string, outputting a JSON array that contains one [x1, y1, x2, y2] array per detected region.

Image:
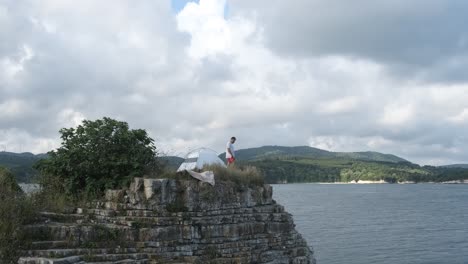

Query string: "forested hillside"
[[3, 145, 468, 184], [0, 152, 44, 183], [240, 157, 468, 183], [224, 145, 408, 163], [223, 146, 468, 183]]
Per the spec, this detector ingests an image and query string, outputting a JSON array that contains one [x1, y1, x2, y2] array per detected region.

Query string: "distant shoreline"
[[274, 180, 468, 185]]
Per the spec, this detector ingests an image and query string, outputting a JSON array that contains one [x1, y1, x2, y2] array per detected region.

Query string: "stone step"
[[39, 212, 87, 223], [35, 205, 283, 226], [87, 208, 120, 217], [27, 248, 139, 258], [30, 241, 77, 250], [29, 241, 142, 250], [123, 212, 289, 223], [95, 201, 278, 215], [23, 222, 134, 242], [81, 253, 148, 262], [89, 211, 289, 228], [18, 256, 82, 264], [85, 260, 150, 264], [18, 255, 151, 264]]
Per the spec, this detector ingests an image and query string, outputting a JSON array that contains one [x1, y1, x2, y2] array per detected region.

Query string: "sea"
[[272, 183, 468, 264]]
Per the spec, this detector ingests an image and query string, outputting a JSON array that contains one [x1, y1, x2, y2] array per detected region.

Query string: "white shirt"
[[226, 141, 235, 159]]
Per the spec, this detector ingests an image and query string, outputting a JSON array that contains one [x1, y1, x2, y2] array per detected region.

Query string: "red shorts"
[[227, 157, 235, 164]]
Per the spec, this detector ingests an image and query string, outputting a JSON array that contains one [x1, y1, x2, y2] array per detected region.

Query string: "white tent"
[[177, 148, 226, 172]]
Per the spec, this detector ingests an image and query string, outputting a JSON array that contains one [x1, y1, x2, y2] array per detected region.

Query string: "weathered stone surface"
[[18, 178, 316, 264], [105, 189, 126, 203]]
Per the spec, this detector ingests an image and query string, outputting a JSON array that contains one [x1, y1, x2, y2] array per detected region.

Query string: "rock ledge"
[[19, 178, 316, 264]]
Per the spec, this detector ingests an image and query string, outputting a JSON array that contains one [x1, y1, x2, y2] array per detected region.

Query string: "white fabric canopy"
[[186, 170, 215, 186], [177, 148, 226, 186], [177, 148, 226, 172]]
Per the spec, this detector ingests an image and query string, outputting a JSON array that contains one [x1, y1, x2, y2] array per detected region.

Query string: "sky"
[[1, 0, 468, 165]]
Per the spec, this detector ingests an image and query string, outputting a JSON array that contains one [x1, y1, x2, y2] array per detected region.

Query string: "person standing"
[[226, 137, 236, 166]]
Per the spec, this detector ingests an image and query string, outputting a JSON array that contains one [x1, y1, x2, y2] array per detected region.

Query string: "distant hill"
[[160, 156, 184, 170], [0, 152, 46, 183], [220, 145, 408, 163], [440, 164, 468, 169], [3, 147, 467, 184], [333, 151, 408, 163], [217, 146, 468, 184]]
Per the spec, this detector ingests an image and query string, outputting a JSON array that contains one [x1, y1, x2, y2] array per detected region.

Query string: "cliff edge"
[[19, 177, 316, 264]]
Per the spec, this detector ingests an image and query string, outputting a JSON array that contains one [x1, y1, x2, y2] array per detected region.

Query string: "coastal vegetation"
[[0, 167, 36, 263], [34, 117, 162, 199], [241, 157, 468, 183], [220, 146, 467, 183], [2, 123, 468, 186]]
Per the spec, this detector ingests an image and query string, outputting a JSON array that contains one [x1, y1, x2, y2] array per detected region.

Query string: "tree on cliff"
[[35, 117, 161, 198]]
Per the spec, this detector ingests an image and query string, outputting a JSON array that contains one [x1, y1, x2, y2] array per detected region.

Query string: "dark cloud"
[[230, 0, 468, 77]]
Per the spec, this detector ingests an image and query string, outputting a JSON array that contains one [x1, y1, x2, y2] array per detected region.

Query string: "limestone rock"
[[18, 178, 316, 264]]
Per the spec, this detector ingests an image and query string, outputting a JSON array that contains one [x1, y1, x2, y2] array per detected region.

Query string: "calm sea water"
[[273, 184, 468, 264]]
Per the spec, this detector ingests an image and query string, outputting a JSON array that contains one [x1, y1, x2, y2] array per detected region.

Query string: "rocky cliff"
[[18, 178, 315, 264]]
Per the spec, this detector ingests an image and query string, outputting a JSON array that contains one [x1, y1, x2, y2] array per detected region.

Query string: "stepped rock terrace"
[[19, 177, 315, 264]]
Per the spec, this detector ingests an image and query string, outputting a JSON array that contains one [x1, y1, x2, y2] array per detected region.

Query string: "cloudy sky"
[[1, 0, 468, 165]]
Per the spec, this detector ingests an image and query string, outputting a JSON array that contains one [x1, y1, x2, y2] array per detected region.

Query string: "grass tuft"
[[204, 165, 264, 186], [149, 165, 265, 187], [0, 167, 38, 263]]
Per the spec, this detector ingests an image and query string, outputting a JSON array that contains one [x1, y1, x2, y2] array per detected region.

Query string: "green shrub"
[[32, 189, 75, 214], [34, 117, 162, 199], [0, 166, 22, 193], [0, 167, 37, 263]]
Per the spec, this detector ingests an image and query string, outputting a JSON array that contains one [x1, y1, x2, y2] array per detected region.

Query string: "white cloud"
[[366, 136, 394, 149], [319, 96, 360, 114], [58, 109, 86, 128], [177, 0, 231, 58], [0, 99, 28, 120], [0, 0, 468, 165], [0, 44, 34, 80], [381, 104, 414, 126], [308, 136, 340, 151], [449, 108, 468, 124], [29, 17, 57, 34], [0, 128, 58, 153], [308, 135, 395, 153]]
